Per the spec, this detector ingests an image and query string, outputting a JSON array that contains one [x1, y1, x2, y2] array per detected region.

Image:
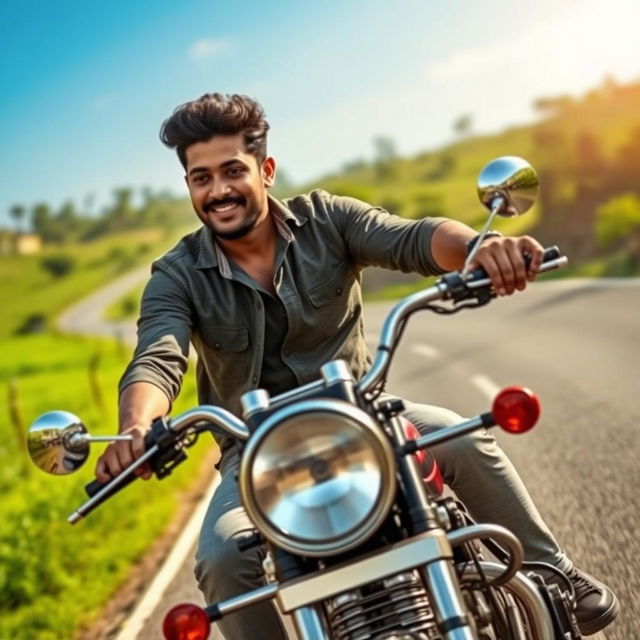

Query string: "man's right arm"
[[95, 382, 170, 483], [95, 265, 193, 483]]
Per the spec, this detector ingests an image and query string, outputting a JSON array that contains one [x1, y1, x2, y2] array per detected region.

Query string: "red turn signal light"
[[492, 386, 540, 434], [163, 603, 211, 640]]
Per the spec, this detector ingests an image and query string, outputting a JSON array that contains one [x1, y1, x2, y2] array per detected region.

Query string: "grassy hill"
[[296, 78, 640, 276]]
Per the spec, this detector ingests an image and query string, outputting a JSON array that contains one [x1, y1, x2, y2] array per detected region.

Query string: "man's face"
[[184, 134, 275, 240]]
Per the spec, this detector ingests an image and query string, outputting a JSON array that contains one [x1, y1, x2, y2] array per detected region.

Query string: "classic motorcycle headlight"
[[239, 399, 396, 557]]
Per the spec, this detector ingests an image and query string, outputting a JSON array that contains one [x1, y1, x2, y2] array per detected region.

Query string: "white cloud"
[[188, 38, 230, 60]]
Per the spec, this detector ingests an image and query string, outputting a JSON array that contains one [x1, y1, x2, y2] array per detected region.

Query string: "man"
[[96, 93, 618, 638]]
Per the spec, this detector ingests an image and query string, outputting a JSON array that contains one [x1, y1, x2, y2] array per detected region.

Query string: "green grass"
[[0, 226, 196, 338], [0, 333, 210, 639]]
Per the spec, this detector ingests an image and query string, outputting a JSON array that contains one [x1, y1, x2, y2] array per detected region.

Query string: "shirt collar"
[[194, 194, 304, 272]]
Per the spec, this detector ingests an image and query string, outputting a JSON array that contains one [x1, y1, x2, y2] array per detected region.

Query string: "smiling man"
[[96, 93, 618, 638]]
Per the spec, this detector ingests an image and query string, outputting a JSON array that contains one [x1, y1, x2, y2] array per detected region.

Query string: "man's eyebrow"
[[188, 159, 247, 177]]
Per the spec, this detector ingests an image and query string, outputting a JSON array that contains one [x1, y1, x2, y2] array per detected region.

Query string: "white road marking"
[[115, 475, 220, 640], [470, 374, 502, 401], [411, 343, 440, 359]]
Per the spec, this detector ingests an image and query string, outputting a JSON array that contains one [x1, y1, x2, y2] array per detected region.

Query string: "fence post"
[[8, 377, 30, 475], [88, 349, 105, 412]]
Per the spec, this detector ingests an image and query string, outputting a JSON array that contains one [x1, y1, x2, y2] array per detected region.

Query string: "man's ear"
[[262, 156, 276, 188]]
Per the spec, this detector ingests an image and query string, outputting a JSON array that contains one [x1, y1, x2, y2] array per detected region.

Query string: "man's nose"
[[209, 177, 231, 200]]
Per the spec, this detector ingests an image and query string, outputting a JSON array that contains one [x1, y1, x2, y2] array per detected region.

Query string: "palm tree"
[[9, 204, 26, 234]]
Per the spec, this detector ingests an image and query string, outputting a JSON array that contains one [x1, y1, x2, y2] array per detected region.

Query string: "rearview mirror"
[[477, 156, 539, 217]]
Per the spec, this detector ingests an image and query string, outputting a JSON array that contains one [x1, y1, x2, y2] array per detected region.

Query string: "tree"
[[31, 203, 53, 239], [596, 193, 640, 267], [373, 136, 397, 181], [105, 187, 135, 230], [9, 204, 25, 234], [453, 114, 472, 138]]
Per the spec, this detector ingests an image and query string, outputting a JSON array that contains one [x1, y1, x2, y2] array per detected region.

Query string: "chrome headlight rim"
[[239, 399, 396, 557]]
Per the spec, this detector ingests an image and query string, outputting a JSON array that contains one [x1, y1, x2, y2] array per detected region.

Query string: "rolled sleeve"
[[118, 267, 192, 404], [328, 194, 449, 276]]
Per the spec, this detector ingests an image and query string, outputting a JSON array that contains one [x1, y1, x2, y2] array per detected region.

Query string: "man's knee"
[[195, 534, 263, 604]]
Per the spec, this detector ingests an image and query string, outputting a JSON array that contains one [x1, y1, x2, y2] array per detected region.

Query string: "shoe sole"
[[577, 591, 620, 636]]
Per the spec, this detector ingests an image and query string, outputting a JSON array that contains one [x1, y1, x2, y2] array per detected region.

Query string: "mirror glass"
[[477, 156, 539, 217], [27, 411, 89, 475]]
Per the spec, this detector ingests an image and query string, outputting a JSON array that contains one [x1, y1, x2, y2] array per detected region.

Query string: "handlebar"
[[71, 406, 250, 524], [358, 246, 567, 393], [72, 246, 567, 521]]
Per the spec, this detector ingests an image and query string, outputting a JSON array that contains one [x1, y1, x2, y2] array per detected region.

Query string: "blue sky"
[[2, 0, 639, 227]]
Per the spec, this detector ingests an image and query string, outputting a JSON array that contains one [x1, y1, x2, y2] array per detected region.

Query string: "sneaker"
[[554, 565, 620, 635]]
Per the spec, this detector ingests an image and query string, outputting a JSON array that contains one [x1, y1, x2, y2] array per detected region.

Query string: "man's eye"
[[228, 167, 244, 176], [193, 175, 209, 184]]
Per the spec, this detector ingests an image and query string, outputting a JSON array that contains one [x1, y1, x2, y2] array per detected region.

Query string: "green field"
[[0, 224, 205, 639], [0, 333, 209, 639], [0, 225, 196, 339]]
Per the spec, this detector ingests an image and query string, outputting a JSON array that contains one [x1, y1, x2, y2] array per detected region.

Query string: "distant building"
[[0, 231, 42, 256]]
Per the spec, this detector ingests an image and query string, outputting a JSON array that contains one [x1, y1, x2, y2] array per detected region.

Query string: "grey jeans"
[[194, 401, 569, 640]]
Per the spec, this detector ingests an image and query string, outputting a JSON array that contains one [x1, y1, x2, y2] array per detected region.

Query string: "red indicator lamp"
[[163, 603, 211, 640], [492, 386, 540, 434]]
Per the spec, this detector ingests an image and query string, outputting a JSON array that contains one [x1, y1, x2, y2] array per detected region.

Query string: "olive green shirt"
[[119, 189, 447, 443]]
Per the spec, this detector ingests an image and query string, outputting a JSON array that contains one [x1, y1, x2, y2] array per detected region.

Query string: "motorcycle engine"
[[325, 570, 440, 639]]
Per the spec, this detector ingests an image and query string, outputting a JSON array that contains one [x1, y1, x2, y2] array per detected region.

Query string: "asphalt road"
[[68, 276, 639, 639]]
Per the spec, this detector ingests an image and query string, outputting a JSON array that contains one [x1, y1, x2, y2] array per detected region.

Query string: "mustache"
[[203, 196, 245, 213]]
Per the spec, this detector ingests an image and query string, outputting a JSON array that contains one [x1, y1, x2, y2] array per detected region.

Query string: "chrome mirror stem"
[[67, 433, 133, 447], [461, 197, 503, 278]]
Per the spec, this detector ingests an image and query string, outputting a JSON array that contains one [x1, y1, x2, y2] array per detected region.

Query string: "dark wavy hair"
[[159, 93, 269, 169]]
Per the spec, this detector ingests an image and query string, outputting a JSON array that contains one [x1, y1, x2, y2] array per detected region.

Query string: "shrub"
[[40, 255, 75, 279], [14, 313, 47, 336]]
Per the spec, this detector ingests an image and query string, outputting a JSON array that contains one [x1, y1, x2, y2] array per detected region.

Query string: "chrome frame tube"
[[460, 562, 555, 640], [447, 524, 524, 586]]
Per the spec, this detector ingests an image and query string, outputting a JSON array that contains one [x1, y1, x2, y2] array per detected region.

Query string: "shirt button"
[[336, 287, 343, 295], [252, 375, 258, 384], [214, 342, 221, 350]]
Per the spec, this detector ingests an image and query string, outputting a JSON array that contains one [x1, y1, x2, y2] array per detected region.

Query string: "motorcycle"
[[27, 157, 582, 639]]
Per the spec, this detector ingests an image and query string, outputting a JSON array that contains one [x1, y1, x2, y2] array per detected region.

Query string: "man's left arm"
[[430, 219, 544, 296]]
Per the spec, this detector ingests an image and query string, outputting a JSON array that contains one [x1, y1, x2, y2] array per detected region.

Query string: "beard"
[[201, 196, 259, 240]]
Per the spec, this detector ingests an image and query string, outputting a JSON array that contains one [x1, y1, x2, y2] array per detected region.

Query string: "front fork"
[[387, 410, 478, 640]]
